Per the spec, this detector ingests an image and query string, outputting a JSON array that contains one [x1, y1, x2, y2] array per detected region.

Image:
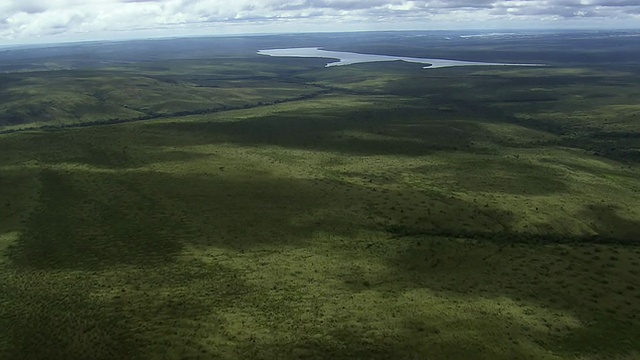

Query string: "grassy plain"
[[1, 33, 640, 359]]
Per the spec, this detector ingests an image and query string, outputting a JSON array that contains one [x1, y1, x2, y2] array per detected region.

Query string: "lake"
[[258, 47, 545, 69]]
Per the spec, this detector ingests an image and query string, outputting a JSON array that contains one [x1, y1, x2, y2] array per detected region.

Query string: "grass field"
[[1, 33, 640, 359]]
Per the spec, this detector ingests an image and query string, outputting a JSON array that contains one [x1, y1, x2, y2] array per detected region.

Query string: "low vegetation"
[[1, 33, 639, 359]]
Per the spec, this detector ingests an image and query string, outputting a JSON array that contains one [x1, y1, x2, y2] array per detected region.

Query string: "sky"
[[1, 0, 640, 45]]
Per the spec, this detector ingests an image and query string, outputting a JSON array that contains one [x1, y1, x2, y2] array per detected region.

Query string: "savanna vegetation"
[[1, 31, 639, 359]]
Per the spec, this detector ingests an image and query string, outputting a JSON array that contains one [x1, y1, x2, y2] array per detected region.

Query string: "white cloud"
[[0, 0, 638, 44]]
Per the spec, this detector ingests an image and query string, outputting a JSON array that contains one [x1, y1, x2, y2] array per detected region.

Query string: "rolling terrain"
[[1, 31, 640, 359]]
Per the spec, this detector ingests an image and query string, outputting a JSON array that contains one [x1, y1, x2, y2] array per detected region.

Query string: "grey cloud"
[[427, 0, 495, 9], [276, 0, 395, 11], [589, 0, 640, 6], [1, 0, 639, 44], [275, 0, 497, 11], [4, 0, 49, 14]]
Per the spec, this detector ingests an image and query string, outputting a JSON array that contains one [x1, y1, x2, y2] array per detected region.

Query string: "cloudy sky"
[[1, 0, 639, 45]]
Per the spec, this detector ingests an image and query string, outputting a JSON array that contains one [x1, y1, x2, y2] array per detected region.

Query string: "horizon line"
[[2, 27, 640, 50]]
